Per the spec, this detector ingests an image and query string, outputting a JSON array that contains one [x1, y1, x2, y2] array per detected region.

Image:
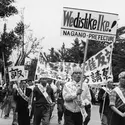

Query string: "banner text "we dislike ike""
[[63, 10, 116, 33]]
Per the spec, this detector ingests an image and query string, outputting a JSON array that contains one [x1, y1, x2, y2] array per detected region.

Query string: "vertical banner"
[[83, 43, 114, 85]]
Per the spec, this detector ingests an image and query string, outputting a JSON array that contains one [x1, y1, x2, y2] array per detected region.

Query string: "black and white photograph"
[[0, 0, 125, 125]]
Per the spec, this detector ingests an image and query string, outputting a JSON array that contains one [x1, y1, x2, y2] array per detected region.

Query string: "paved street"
[[0, 105, 101, 125]]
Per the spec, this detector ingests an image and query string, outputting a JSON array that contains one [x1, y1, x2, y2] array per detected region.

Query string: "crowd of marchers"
[[0, 67, 125, 125]]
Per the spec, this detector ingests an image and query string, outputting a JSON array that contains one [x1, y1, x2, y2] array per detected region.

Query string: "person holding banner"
[[98, 80, 114, 125], [13, 80, 32, 125], [46, 78, 56, 121], [109, 71, 125, 125], [63, 66, 91, 125], [33, 78, 55, 125]]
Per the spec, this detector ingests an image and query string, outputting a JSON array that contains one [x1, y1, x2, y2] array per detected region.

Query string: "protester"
[[33, 78, 55, 125], [109, 71, 125, 125], [0, 83, 8, 118], [63, 66, 91, 125], [13, 80, 32, 125], [98, 80, 114, 125], [56, 81, 65, 124], [3, 82, 16, 121], [27, 79, 35, 124], [89, 86, 96, 105], [46, 78, 56, 120]]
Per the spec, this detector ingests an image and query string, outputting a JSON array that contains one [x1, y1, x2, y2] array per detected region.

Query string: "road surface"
[[0, 104, 101, 125]]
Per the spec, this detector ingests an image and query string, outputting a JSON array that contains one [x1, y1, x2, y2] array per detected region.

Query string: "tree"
[[25, 58, 38, 81], [14, 21, 44, 65], [48, 47, 57, 62], [55, 43, 71, 62], [112, 26, 125, 82], [0, 0, 18, 81], [0, 0, 18, 18]]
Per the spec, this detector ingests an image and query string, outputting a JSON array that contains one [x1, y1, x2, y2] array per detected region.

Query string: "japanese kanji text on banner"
[[8, 66, 28, 81]]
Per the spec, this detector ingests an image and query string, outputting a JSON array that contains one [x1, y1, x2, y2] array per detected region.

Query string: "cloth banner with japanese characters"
[[35, 51, 64, 81], [8, 66, 27, 81], [35, 51, 47, 76], [83, 43, 113, 85]]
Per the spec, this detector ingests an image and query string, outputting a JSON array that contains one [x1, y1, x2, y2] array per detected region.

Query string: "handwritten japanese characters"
[[8, 66, 27, 81], [83, 43, 113, 84]]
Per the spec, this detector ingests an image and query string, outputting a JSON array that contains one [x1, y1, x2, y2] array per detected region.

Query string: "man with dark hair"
[[98, 80, 114, 125], [56, 81, 65, 124], [33, 78, 55, 125], [13, 80, 32, 125]]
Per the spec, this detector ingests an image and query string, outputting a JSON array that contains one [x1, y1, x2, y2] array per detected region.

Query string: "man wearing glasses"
[[63, 66, 91, 125]]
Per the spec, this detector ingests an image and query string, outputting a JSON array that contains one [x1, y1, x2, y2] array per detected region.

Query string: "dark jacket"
[[57, 88, 64, 104], [14, 87, 32, 113], [33, 85, 55, 108], [98, 88, 110, 114]]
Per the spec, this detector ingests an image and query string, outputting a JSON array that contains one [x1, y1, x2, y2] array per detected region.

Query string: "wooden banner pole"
[[80, 38, 89, 89]]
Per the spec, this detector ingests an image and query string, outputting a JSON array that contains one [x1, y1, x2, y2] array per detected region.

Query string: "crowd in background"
[[0, 68, 125, 125]]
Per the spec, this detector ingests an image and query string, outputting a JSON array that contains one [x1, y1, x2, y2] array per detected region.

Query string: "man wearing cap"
[[109, 71, 125, 125], [63, 66, 91, 125]]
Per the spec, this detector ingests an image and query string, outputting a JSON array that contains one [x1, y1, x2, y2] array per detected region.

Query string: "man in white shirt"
[[63, 66, 91, 125]]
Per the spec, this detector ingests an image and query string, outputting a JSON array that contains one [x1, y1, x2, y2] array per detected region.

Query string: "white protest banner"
[[8, 66, 26, 81], [36, 52, 47, 76], [83, 43, 113, 85], [84, 63, 113, 85], [61, 7, 118, 42], [84, 43, 113, 73]]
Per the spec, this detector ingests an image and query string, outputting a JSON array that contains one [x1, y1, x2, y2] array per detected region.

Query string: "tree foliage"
[[25, 58, 38, 81], [0, 0, 18, 18]]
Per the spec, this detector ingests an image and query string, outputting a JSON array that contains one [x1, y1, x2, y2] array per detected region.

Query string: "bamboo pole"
[[80, 38, 89, 89]]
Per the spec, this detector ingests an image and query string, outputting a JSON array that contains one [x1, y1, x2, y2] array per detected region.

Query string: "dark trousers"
[[49, 104, 55, 120], [109, 111, 125, 125], [57, 103, 65, 121], [18, 108, 30, 125], [84, 105, 91, 125], [33, 105, 50, 125], [64, 109, 83, 125], [30, 102, 34, 120]]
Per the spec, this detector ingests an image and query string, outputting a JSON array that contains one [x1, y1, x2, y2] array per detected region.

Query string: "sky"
[[1, 0, 125, 54]]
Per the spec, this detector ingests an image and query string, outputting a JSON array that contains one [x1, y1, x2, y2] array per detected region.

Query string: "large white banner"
[[35, 43, 113, 84], [61, 7, 118, 42], [83, 43, 113, 84], [8, 66, 27, 81]]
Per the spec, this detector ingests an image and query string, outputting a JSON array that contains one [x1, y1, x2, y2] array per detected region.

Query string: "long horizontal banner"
[[35, 43, 113, 84]]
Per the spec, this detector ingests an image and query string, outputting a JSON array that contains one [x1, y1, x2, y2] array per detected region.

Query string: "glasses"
[[73, 72, 82, 74]]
